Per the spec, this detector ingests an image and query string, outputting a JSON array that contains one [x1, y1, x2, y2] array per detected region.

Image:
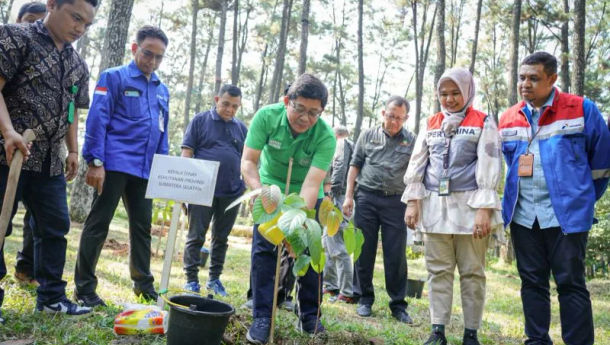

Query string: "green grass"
[[1, 207, 609, 344]]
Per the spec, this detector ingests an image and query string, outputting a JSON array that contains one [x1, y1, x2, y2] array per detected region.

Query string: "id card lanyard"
[[67, 85, 78, 124], [518, 108, 542, 177], [438, 137, 452, 196]]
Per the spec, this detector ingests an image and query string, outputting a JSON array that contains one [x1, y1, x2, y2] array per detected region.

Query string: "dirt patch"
[[104, 238, 129, 256], [151, 225, 167, 237], [0, 339, 34, 345]]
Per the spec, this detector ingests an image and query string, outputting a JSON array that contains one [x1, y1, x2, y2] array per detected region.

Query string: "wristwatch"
[[89, 158, 103, 167]]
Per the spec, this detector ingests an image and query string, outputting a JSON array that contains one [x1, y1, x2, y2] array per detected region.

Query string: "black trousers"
[[74, 171, 154, 295], [15, 210, 34, 276], [0, 167, 71, 305], [511, 221, 594, 345], [183, 196, 240, 282], [353, 189, 408, 313]]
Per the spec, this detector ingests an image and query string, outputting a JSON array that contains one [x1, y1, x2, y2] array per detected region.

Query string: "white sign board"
[[145, 154, 219, 206]]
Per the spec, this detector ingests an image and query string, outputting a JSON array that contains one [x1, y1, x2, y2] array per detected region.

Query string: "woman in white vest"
[[402, 68, 503, 345]]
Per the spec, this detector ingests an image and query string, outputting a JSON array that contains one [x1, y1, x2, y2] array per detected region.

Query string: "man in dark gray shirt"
[[343, 95, 415, 323]]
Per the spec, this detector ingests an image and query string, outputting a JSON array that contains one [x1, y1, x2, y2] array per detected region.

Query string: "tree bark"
[[70, 0, 135, 223], [434, 0, 445, 113], [469, 0, 483, 74], [231, 0, 239, 84], [184, 0, 200, 131], [353, 0, 364, 141], [214, 0, 229, 94], [1, 0, 14, 24], [268, 0, 293, 104], [254, 44, 269, 112], [298, 0, 311, 75], [559, 0, 570, 92], [571, 0, 585, 96], [508, 0, 522, 106], [194, 14, 217, 114]]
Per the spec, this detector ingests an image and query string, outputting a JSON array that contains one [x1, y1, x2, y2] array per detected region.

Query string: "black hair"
[[218, 84, 242, 98], [521, 51, 558, 76], [283, 83, 291, 96], [136, 25, 169, 47], [286, 74, 328, 108], [56, 0, 99, 8], [386, 95, 410, 113], [18, 2, 46, 21]]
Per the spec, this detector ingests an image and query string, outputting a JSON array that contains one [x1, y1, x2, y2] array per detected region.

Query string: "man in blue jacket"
[[499, 51, 610, 345], [74, 26, 170, 307]]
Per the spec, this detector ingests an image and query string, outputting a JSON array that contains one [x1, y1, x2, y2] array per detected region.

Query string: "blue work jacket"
[[82, 61, 170, 179]]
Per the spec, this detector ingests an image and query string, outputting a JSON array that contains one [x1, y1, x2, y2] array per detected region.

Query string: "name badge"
[[438, 177, 450, 196], [124, 90, 140, 97], [159, 112, 165, 132], [518, 154, 534, 177]]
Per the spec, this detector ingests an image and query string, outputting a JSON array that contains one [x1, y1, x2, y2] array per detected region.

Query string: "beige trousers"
[[424, 233, 487, 329]]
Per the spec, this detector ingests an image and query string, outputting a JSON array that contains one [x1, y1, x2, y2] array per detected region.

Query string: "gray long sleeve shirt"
[[351, 126, 416, 194]]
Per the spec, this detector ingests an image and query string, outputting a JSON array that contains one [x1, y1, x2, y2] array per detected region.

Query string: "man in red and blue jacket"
[[499, 51, 609, 345]]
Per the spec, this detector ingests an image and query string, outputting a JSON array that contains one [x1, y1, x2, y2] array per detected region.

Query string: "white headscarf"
[[437, 68, 476, 137]]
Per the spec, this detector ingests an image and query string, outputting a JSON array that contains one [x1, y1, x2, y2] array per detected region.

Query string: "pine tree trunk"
[[508, 0, 522, 106], [1, 0, 14, 24], [214, 0, 228, 94], [231, 0, 239, 84], [268, 0, 293, 104], [194, 15, 216, 114], [433, 0, 445, 113], [70, 0, 135, 223], [560, 0, 570, 92], [254, 44, 269, 112], [354, 0, 364, 142], [469, 0, 483, 74], [298, 0, 311, 75], [571, 0, 585, 96], [184, 0, 200, 131]]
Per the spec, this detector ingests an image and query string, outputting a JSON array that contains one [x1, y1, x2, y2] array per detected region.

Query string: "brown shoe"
[[14, 271, 39, 287], [337, 294, 357, 304]]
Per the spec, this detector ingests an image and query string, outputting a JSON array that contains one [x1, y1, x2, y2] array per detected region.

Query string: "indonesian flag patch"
[[94, 86, 108, 96]]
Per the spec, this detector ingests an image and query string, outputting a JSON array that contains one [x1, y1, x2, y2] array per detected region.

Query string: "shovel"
[[0, 129, 36, 247]]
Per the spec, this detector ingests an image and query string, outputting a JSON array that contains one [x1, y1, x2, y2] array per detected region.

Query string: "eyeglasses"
[[139, 48, 164, 62], [385, 114, 406, 122], [290, 100, 323, 119]]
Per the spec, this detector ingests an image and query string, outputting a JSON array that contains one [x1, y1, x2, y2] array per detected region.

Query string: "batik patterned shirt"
[[0, 20, 90, 176]]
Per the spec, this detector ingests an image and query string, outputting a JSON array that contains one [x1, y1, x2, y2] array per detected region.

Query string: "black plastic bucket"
[[406, 278, 425, 299], [167, 294, 235, 345]]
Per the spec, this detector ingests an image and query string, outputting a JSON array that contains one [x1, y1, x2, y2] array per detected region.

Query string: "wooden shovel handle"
[[0, 129, 36, 247]]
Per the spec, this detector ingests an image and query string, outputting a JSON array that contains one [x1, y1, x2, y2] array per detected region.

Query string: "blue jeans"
[[0, 166, 70, 306], [250, 199, 323, 321]]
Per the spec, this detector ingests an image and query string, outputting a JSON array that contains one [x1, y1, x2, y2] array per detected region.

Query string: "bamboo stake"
[[269, 157, 293, 344]]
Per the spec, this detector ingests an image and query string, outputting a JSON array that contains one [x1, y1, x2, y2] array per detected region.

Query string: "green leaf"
[[343, 222, 356, 255], [311, 251, 326, 274], [285, 227, 307, 257], [293, 254, 311, 277], [305, 208, 317, 219], [353, 228, 365, 262], [283, 193, 306, 209], [278, 209, 307, 232], [318, 198, 335, 224], [305, 219, 322, 265], [253, 198, 280, 224]]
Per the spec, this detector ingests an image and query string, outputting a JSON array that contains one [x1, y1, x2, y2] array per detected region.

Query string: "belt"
[[358, 185, 402, 197]]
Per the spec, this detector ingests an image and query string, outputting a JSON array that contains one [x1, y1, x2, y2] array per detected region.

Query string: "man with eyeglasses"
[[74, 25, 170, 307], [242, 74, 336, 344], [342, 95, 416, 323], [180, 84, 247, 297]]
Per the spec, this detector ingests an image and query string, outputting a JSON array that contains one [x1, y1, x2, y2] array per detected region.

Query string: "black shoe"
[[424, 330, 447, 345], [462, 329, 481, 345], [297, 318, 326, 335], [246, 317, 271, 344], [133, 288, 158, 303], [391, 310, 414, 324], [356, 304, 372, 317], [74, 290, 106, 307]]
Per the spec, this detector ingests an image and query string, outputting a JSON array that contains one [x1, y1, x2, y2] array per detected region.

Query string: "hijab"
[[437, 67, 475, 137]]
